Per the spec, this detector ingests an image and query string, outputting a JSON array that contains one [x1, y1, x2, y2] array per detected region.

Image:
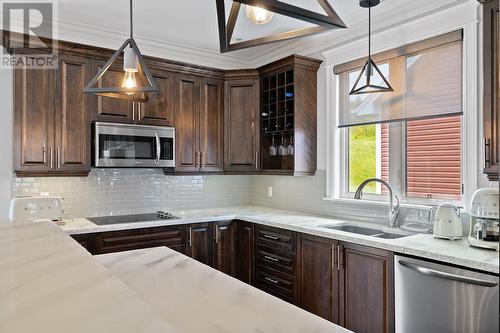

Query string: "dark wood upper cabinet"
[[199, 78, 224, 172], [174, 74, 200, 172], [137, 69, 174, 126], [236, 220, 254, 285], [54, 54, 92, 173], [14, 53, 91, 176], [173, 75, 223, 173], [13, 62, 55, 174], [339, 243, 394, 333], [482, 0, 499, 181], [91, 60, 134, 123], [258, 55, 321, 176], [213, 220, 237, 277], [187, 222, 214, 266], [224, 70, 260, 173], [297, 234, 339, 324]]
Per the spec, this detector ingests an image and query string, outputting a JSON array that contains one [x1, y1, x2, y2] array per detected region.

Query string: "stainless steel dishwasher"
[[395, 255, 499, 333]]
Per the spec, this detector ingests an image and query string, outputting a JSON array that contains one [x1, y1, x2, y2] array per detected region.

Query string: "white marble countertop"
[[60, 206, 500, 274], [97, 246, 351, 333], [0, 222, 176, 333]]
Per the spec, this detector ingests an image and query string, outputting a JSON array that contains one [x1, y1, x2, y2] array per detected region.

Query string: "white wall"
[[0, 64, 13, 221]]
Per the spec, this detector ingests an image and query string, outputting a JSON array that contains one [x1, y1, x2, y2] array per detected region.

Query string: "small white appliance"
[[9, 196, 63, 223], [468, 188, 499, 251], [432, 202, 462, 240]]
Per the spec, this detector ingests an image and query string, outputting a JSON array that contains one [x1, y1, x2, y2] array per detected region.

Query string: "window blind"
[[337, 30, 463, 128]]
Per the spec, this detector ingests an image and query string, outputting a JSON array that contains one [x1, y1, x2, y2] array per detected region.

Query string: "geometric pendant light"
[[349, 0, 393, 95], [216, 0, 346, 53], [83, 0, 159, 102]]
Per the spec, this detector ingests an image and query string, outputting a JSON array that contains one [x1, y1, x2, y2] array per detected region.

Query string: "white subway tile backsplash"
[[12, 169, 252, 218]]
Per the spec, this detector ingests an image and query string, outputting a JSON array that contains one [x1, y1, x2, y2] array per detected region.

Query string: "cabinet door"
[[199, 78, 223, 172], [339, 243, 394, 333], [297, 234, 339, 324], [482, 1, 499, 181], [174, 75, 200, 172], [138, 70, 174, 126], [224, 79, 260, 172], [13, 63, 55, 174], [213, 220, 237, 276], [187, 223, 213, 266], [92, 60, 133, 123], [236, 220, 254, 285], [54, 54, 92, 174]]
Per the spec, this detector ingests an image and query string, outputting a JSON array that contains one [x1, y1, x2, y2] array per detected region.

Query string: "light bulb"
[[122, 70, 137, 95], [245, 5, 273, 25]]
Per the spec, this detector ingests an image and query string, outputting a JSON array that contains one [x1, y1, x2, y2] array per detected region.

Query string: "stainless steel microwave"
[[93, 122, 175, 168]]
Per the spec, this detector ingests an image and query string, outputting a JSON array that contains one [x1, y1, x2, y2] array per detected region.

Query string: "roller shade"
[[337, 31, 463, 128]]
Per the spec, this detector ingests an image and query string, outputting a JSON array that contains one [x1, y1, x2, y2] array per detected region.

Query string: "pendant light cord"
[[368, 5, 371, 59], [129, 0, 133, 39]]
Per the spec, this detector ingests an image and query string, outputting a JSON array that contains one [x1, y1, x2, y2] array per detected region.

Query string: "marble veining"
[[97, 246, 352, 333], [0, 222, 176, 333], [60, 206, 500, 274]]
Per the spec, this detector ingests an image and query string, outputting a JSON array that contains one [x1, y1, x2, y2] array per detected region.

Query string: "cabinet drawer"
[[255, 264, 296, 304], [94, 226, 186, 254], [70, 233, 94, 254], [255, 243, 295, 275], [255, 225, 296, 250]]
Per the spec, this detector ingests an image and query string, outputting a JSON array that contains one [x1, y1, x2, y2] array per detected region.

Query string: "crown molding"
[[8, 0, 476, 70]]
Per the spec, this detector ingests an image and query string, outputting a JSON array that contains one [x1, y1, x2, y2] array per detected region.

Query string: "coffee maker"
[[468, 188, 499, 251]]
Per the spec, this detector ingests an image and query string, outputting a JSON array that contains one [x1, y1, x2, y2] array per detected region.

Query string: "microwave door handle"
[[155, 132, 160, 165]]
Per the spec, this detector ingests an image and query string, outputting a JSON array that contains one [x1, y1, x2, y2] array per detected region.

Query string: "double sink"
[[318, 224, 411, 239]]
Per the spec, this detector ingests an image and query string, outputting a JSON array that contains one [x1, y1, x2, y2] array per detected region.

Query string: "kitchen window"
[[335, 30, 464, 205]]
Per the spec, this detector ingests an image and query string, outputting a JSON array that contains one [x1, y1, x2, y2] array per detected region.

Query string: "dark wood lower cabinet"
[[187, 222, 214, 266], [93, 226, 186, 255], [236, 220, 254, 284], [339, 243, 394, 333], [297, 234, 339, 324], [68, 221, 395, 332], [213, 220, 237, 276]]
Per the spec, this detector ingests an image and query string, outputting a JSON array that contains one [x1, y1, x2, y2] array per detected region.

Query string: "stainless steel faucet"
[[354, 178, 400, 228]]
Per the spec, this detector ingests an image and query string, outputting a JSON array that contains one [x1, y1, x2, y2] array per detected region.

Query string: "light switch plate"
[[267, 186, 273, 197]]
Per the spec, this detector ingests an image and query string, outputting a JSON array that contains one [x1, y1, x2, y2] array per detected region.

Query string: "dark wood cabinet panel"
[[13, 63, 54, 174], [70, 233, 94, 254], [236, 220, 254, 285], [224, 71, 260, 173], [187, 223, 213, 266], [254, 264, 296, 304], [174, 74, 200, 172], [138, 70, 174, 126], [91, 60, 134, 123], [199, 78, 224, 172], [297, 234, 339, 324], [482, 0, 499, 181], [213, 220, 237, 277], [94, 226, 186, 254], [54, 54, 92, 174], [339, 243, 394, 333]]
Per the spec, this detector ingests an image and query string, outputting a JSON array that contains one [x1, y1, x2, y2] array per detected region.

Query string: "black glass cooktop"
[[87, 212, 179, 225]]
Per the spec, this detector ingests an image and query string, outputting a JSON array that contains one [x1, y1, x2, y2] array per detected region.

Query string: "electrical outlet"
[[267, 186, 273, 197]]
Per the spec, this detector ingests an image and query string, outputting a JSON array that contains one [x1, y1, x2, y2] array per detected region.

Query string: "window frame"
[[337, 44, 465, 206]]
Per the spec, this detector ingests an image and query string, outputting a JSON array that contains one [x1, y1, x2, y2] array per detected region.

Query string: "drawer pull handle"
[[263, 234, 279, 240], [264, 255, 279, 262], [264, 276, 279, 284]]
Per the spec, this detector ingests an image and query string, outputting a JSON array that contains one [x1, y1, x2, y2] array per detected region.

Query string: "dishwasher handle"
[[399, 260, 498, 287]]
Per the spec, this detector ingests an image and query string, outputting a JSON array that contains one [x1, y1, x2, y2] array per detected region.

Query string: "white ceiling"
[[47, 0, 469, 68]]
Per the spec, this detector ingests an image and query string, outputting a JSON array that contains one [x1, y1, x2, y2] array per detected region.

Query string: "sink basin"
[[319, 224, 382, 235], [373, 233, 408, 239], [318, 224, 411, 239]]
